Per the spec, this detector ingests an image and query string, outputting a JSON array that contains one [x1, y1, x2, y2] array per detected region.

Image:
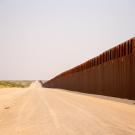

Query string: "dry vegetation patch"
[[0, 81, 33, 88]]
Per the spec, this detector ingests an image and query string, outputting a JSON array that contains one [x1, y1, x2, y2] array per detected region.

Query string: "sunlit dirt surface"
[[0, 82, 135, 135]]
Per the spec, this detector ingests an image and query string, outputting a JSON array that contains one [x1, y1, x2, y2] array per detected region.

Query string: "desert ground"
[[0, 82, 135, 135]]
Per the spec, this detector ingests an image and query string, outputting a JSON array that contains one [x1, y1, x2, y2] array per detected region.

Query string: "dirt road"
[[0, 83, 135, 135]]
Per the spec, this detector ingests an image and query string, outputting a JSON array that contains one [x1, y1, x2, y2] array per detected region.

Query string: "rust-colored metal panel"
[[44, 37, 135, 99], [132, 38, 135, 53]]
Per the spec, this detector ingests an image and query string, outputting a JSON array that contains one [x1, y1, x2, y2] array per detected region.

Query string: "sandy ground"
[[0, 82, 135, 135]]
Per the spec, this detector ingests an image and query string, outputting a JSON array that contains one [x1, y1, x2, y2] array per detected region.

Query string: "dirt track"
[[0, 83, 135, 135]]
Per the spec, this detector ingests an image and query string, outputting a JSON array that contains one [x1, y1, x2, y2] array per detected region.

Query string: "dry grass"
[[0, 81, 33, 88]]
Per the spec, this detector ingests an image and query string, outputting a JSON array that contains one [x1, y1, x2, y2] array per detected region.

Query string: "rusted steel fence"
[[44, 37, 135, 99]]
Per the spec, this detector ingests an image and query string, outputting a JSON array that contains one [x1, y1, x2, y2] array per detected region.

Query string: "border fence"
[[44, 37, 135, 99]]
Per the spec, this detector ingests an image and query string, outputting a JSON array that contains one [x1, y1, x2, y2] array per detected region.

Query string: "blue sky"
[[0, 0, 135, 80]]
